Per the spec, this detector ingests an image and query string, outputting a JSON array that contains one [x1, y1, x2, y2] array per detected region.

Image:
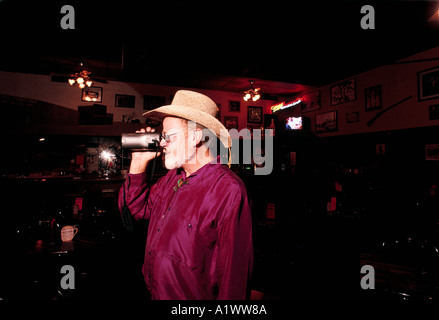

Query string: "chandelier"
[[243, 80, 261, 102], [68, 63, 93, 88]]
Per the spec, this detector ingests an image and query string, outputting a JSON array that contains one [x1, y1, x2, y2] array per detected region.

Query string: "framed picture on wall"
[[301, 90, 321, 113], [228, 100, 240, 112], [224, 116, 238, 130], [429, 104, 439, 120], [330, 78, 356, 106], [426, 144, 439, 161], [365, 85, 382, 111], [315, 111, 337, 133], [144, 95, 166, 111], [247, 106, 263, 124], [115, 94, 135, 108], [418, 66, 439, 101], [346, 111, 359, 123], [81, 87, 102, 102]]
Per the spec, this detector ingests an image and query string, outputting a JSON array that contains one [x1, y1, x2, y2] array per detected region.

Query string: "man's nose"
[[159, 138, 167, 148]]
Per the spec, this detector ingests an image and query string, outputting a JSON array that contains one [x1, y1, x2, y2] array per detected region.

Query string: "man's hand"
[[129, 127, 161, 174]]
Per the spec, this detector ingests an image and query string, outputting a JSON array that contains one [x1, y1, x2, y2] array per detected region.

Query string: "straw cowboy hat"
[[143, 90, 232, 148]]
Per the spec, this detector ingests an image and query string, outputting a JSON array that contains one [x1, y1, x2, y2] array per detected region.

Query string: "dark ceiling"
[[0, 0, 438, 97]]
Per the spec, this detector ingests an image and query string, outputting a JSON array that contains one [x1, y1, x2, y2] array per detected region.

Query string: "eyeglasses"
[[161, 129, 196, 143], [160, 131, 185, 143]]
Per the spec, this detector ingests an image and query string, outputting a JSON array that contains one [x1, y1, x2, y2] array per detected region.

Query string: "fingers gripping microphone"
[[121, 132, 161, 151]]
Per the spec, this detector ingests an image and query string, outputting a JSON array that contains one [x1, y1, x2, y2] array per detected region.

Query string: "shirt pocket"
[[177, 216, 198, 247], [165, 216, 199, 269]]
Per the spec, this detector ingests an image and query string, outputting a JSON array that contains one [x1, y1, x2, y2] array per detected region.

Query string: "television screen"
[[286, 116, 303, 130]]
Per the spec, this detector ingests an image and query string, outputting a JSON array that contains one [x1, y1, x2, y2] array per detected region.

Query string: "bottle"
[[267, 119, 276, 137]]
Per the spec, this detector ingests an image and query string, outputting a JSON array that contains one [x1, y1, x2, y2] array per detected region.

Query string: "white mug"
[[61, 225, 78, 242]]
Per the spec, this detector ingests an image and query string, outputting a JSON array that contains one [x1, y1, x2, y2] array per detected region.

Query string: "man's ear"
[[193, 128, 204, 146]]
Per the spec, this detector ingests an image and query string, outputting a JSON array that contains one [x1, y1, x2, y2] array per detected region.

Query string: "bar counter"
[[2, 167, 439, 300]]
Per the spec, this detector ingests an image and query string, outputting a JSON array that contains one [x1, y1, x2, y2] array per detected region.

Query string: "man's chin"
[[164, 157, 181, 170]]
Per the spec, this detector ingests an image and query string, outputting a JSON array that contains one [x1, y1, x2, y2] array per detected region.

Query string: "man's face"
[[160, 117, 196, 170]]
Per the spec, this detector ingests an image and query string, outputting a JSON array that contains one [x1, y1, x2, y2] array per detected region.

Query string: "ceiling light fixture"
[[69, 62, 93, 89], [243, 80, 261, 102]]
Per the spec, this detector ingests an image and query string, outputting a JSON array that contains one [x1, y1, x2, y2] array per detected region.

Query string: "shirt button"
[[157, 228, 160, 232], [188, 224, 192, 228], [162, 214, 165, 219]]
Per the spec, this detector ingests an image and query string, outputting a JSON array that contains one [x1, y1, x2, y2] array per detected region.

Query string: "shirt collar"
[[176, 156, 224, 182]]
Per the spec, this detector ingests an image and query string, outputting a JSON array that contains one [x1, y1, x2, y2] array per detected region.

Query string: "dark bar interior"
[[1, 1, 439, 301]]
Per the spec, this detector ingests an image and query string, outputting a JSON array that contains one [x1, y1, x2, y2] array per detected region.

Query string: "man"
[[118, 90, 253, 300]]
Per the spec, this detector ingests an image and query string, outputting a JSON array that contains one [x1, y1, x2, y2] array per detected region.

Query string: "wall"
[[2, 46, 438, 135], [277, 46, 439, 136], [0, 70, 275, 131]]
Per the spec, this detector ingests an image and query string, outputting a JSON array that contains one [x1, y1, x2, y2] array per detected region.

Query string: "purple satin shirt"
[[118, 161, 253, 300]]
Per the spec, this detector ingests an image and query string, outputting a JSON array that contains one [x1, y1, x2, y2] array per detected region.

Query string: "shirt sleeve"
[[118, 172, 154, 220], [216, 186, 253, 300]]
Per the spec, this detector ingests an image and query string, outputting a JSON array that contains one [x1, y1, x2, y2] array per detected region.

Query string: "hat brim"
[[143, 105, 232, 148]]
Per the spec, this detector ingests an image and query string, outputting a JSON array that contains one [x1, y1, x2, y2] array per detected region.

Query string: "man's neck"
[[182, 147, 214, 177]]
